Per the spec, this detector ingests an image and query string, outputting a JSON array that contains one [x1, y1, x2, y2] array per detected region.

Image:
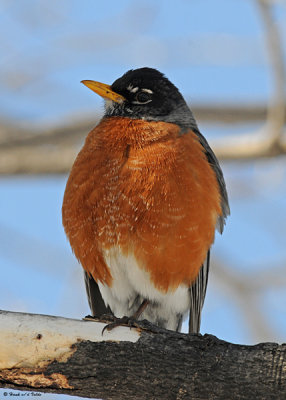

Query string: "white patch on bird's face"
[[104, 99, 115, 113], [141, 88, 153, 94], [127, 85, 139, 93], [98, 247, 190, 330], [104, 98, 129, 115]]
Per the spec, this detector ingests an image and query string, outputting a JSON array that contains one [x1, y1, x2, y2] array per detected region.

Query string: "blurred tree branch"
[[258, 0, 285, 142], [0, 1, 285, 173], [212, 0, 286, 160], [0, 103, 286, 174]]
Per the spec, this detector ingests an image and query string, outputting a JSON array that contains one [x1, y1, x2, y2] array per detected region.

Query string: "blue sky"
[[1, 0, 284, 121], [1, 1, 286, 397]]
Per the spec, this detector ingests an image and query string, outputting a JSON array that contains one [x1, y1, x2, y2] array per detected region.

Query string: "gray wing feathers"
[[84, 271, 112, 317], [188, 250, 210, 333], [188, 129, 229, 333], [194, 128, 230, 233]]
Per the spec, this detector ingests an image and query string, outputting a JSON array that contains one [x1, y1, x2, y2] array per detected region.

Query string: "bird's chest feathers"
[[82, 119, 219, 251], [95, 140, 177, 245], [64, 118, 221, 289]]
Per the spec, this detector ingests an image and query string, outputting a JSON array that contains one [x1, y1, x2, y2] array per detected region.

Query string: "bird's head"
[[81, 67, 197, 131]]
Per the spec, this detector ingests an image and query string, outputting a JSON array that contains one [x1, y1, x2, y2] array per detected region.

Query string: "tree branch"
[[257, 0, 286, 143], [212, 0, 286, 160], [0, 310, 285, 399], [0, 105, 286, 174]]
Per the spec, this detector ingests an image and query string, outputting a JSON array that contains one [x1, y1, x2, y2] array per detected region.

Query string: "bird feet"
[[83, 313, 115, 323], [83, 299, 151, 334], [101, 315, 143, 334], [83, 314, 140, 334], [83, 313, 162, 334], [101, 298, 150, 333]]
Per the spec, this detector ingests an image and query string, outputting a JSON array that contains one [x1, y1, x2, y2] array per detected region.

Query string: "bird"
[[62, 67, 229, 334]]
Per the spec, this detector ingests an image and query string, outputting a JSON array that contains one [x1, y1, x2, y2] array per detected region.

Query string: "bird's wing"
[[188, 250, 210, 334], [194, 129, 230, 233], [184, 129, 228, 333], [84, 271, 112, 317]]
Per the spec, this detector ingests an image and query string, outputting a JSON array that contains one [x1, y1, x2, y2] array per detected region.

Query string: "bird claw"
[[101, 315, 140, 335], [83, 313, 116, 322], [82, 314, 97, 321]]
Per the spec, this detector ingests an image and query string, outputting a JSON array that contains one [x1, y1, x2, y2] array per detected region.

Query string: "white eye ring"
[[132, 90, 152, 105]]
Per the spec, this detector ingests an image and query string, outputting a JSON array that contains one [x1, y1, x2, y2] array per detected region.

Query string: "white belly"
[[98, 247, 191, 331]]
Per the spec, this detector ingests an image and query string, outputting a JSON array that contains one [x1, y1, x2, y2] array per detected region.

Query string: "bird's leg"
[[132, 298, 149, 319], [102, 299, 150, 334]]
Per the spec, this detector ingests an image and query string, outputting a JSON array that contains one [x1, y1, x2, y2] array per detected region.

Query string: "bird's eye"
[[134, 91, 152, 104]]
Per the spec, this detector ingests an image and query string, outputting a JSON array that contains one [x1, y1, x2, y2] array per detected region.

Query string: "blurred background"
[[0, 2, 286, 394]]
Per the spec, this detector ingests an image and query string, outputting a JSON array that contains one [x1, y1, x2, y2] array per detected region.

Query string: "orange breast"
[[62, 117, 222, 291]]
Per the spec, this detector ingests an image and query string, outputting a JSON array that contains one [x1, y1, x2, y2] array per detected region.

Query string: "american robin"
[[62, 67, 229, 333]]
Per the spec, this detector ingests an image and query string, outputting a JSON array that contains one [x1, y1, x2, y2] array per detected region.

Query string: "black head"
[[82, 67, 198, 132], [109, 67, 197, 131]]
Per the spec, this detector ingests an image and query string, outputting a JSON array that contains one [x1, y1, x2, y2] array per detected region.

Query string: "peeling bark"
[[0, 310, 286, 399]]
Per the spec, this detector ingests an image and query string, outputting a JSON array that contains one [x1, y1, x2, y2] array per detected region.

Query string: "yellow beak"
[[81, 80, 125, 103]]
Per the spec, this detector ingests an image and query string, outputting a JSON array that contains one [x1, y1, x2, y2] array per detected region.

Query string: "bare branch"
[[211, 128, 286, 160], [257, 0, 286, 143], [0, 2, 285, 174], [0, 104, 286, 174], [211, 0, 286, 160], [1, 310, 286, 399]]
